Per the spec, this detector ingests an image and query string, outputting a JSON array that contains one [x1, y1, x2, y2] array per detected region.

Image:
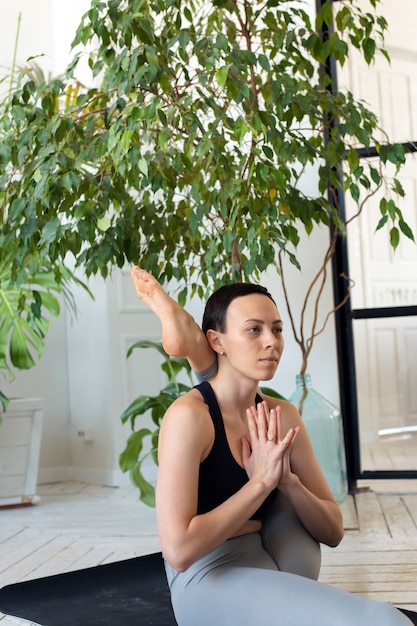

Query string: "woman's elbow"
[[327, 526, 344, 548], [325, 514, 344, 548], [162, 544, 194, 573]]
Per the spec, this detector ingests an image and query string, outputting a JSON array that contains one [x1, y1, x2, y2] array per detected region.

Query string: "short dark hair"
[[202, 283, 276, 334]]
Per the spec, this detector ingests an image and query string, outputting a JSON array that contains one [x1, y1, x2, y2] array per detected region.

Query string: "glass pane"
[[353, 317, 417, 472], [345, 152, 417, 311], [336, 0, 417, 145], [335, 0, 417, 474], [345, 154, 417, 474]]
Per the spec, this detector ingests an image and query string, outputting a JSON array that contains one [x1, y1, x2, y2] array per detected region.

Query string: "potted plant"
[[0, 254, 88, 505], [0, 19, 95, 504]]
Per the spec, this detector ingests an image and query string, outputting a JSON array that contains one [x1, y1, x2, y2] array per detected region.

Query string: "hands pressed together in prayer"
[[242, 401, 300, 492]]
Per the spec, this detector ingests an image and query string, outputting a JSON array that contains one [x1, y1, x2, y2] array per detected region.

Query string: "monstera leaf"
[[0, 260, 89, 412], [0, 271, 59, 374]]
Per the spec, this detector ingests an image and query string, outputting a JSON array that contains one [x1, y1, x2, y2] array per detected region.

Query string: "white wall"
[[1, 0, 340, 487], [0, 1, 55, 78], [0, 0, 90, 80]]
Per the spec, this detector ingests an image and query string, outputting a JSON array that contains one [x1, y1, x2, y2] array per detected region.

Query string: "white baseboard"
[[38, 459, 157, 489], [38, 466, 130, 487]]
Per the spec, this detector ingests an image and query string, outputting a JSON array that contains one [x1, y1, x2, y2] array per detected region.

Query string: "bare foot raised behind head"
[[131, 266, 173, 315], [130, 266, 215, 372]]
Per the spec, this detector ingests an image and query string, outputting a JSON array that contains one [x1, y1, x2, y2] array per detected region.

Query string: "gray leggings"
[[164, 493, 412, 626]]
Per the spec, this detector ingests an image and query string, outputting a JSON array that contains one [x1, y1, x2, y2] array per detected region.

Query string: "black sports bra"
[[196, 381, 277, 519]]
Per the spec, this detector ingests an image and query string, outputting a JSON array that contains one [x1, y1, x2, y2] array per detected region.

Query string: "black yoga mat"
[[1, 551, 416, 626], [0, 552, 177, 626]]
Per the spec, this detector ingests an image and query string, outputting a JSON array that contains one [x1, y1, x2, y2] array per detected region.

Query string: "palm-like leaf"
[[0, 260, 91, 412], [0, 276, 59, 373]]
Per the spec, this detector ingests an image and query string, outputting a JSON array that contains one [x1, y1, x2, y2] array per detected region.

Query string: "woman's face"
[[216, 293, 284, 381]]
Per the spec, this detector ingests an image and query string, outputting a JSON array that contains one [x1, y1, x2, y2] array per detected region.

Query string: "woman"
[[131, 266, 412, 626]]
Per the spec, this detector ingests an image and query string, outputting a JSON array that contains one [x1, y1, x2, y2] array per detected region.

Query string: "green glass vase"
[[289, 374, 348, 504]]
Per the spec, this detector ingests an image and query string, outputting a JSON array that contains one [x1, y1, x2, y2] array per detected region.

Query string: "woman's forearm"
[[158, 478, 269, 572], [279, 476, 344, 547]]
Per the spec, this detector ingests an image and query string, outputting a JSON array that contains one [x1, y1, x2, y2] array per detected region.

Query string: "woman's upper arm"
[[155, 396, 212, 554]]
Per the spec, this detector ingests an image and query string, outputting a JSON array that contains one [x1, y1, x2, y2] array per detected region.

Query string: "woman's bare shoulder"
[[162, 387, 211, 431], [167, 386, 208, 414], [160, 387, 213, 458]]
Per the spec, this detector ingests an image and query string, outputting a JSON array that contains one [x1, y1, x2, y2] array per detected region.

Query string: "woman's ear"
[[206, 329, 224, 355]]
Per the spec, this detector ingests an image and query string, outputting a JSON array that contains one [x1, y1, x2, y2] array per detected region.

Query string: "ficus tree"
[[0, 0, 414, 408], [1, 0, 413, 290]]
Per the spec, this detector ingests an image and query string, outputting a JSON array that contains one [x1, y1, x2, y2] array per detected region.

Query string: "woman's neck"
[[209, 373, 260, 415]]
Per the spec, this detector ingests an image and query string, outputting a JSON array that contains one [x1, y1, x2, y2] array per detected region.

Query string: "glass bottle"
[[289, 374, 348, 504]]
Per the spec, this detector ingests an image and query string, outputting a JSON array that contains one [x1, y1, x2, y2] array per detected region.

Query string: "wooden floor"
[[361, 433, 417, 471], [1, 479, 417, 624]]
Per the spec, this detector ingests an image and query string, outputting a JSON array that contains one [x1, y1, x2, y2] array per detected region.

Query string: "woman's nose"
[[265, 329, 279, 347]]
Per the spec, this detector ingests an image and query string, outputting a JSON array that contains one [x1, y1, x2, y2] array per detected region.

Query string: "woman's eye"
[[273, 327, 283, 334], [248, 326, 260, 333]]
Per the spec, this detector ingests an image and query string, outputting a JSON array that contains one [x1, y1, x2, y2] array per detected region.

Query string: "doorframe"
[[317, 0, 417, 490]]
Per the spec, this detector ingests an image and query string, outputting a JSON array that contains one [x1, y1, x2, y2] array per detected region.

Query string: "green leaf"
[[0, 390, 10, 413], [362, 37, 376, 64], [369, 166, 381, 185], [259, 386, 288, 401], [97, 216, 111, 231], [130, 461, 156, 507], [349, 183, 360, 202], [347, 148, 359, 173], [390, 226, 400, 250], [138, 157, 148, 177], [399, 218, 415, 242], [126, 340, 167, 360], [258, 54, 270, 71], [119, 428, 152, 471], [317, 1, 335, 29], [215, 65, 230, 88], [375, 214, 388, 231]]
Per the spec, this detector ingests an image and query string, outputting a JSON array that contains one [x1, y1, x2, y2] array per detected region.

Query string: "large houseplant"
[[0, 0, 414, 500]]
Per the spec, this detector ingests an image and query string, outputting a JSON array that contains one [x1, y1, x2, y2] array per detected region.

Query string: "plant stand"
[[0, 398, 43, 507]]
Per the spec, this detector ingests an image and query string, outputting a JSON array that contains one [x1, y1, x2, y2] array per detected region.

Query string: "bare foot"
[[131, 266, 215, 371], [131, 266, 173, 316]]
